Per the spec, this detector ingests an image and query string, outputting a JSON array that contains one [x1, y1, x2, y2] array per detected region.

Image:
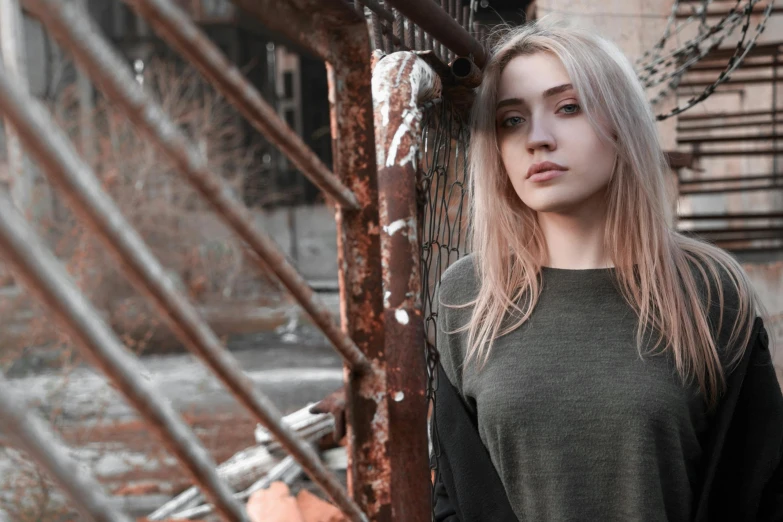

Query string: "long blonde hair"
[[456, 17, 762, 407]]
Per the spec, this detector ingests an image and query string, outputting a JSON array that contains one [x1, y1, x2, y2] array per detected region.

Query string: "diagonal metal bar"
[[23, 0, 368, 374], [18, 2, 369, 520], [0, 373, 135, 522], [123, 0, 360, 211], [0, 184, 246, 522]]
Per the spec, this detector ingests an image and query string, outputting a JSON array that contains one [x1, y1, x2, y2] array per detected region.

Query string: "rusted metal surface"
[[0, 181, 246, 520], [237, 1, 391, 519], [326, 13, 392, 522], [0, 374, 134, 522], [123, 0, 360, 211], [372, 51, 441, 522], [451, 56, 481, 87], [21, 1, 370, 520]]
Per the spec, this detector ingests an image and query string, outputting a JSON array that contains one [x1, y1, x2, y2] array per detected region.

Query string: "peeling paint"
[[382, 217, 409, 236], [395, 309, 409, 325]]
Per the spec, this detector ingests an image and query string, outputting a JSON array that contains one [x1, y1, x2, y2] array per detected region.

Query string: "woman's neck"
[[537, 204, 613, 270]]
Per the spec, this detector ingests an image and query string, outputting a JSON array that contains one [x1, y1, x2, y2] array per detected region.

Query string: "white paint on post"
[[394, 308, 409, 325]]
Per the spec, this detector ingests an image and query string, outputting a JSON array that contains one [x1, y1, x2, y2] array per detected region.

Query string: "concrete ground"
[[0, 297, 348, 520]]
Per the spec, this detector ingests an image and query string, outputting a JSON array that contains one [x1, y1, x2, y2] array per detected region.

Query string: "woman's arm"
[[433, 468, 461, 522]]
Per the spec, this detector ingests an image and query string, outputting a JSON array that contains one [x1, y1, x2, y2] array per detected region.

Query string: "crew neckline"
[[541, 266, 616, 272]]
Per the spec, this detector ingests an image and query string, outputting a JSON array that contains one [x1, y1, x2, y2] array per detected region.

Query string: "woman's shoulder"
[[438, 254, 480, 306]]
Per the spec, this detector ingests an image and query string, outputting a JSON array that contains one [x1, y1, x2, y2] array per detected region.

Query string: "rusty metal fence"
[[0, 0, 486, 520]]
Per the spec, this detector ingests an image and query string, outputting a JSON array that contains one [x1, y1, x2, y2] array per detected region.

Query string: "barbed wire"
[[634, 0, 776, 120]]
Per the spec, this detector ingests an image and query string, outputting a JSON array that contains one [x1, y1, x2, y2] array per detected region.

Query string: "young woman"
[[432, 17, 783, 522]]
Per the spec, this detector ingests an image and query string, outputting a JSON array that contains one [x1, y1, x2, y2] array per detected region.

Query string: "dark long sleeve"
[[433, 466, 461, 522], [758, 444, 783, 522], [696, 318, 783, 522]]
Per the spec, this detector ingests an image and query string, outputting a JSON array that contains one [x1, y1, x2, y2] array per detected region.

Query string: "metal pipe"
[[680, 173, 782, 185], [0, 374, 135, 522], [678, 132, 783, 144], [678, 119, 783, 132], [691, 148, 783, 157], [386, 0, 487, 67], [18, 2, 370, 520], [678, 76, 782, 88], [372, 51, 440, 522], [223, 6, 391, 516], [124, 0, 359, 210], [679, 108, 775, 121], [680, 184, 783, 195], [451, 56, 482, 87], [678, 211, 783, 220], [0, 184, 246, 521]]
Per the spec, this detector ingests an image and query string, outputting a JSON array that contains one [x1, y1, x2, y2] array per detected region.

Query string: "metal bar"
[[679, 108, 776, 121], [371, 8, 385, 51], [439, 0, 449, 61], [0, 0, 32, 211], [405, 19, 414, 48], [358, 0, 395, 22], [20, 2, 370, 520], [687, 60, 783, 72], [372, 51, 439, 522], [0, 182, 246, 521], [314, 1, 391, 518], [680, 184, 783, 195], [0, 374, 135, 522], [679, 76, 783, 88], [393, 7, 404, 50], [691, 148, 783, 157], [124, 0, 359, 210], [678, 119, 783, 132], [682, 225, 783, 235], [230, 2, 386, 520], [682, 229, 783, 240], [678, 211, 783, 220], [679, 173, 781, 185], [675, 6, 783, 19], [678, 132, 783, 144]]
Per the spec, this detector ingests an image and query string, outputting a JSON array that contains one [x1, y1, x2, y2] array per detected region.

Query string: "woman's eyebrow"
[[495, 83, 575, 111]]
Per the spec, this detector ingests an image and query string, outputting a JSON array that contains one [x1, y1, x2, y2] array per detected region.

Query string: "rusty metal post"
[[327, 23, 392, 522], [372, 51, 440, 521], [0, 374, 134, 522], [235, 0, 395, 518]]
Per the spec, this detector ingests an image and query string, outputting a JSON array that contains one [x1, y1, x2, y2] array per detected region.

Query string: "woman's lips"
[[527, 169, 566, 182]]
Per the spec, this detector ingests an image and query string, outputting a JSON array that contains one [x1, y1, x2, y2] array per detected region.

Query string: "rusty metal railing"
[[0, 0, 484, 520]]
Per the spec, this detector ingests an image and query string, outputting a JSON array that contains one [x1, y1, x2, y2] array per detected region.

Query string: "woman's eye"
[[559, 103, 581, 115], [501, 116, 524, 128]]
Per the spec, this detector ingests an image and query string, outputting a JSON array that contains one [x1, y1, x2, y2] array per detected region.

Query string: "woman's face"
[[495, 52, 616, 215]]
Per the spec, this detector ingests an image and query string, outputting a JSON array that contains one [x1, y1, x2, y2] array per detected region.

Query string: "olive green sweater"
[[436, 256, 727, 522]]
